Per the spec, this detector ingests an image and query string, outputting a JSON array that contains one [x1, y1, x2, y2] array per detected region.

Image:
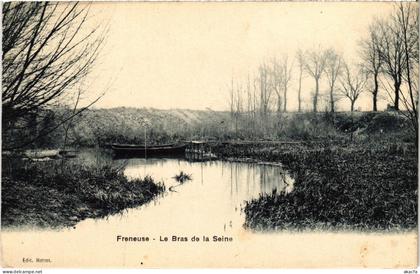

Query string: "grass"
[[213, 142, 417, 231], [1, 157, 165, 228]]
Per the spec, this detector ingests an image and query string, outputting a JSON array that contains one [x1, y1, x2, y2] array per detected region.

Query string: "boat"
[[58, 149, 77, 158], [111, 143, 186, 158], [23, 149, 77, 160], [111, 143, 179, 149]]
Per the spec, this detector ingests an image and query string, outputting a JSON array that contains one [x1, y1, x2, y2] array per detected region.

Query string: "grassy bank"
[[213, 142, 417, 231], [1, 158, 165, 228], [5, 108, 413, 149]]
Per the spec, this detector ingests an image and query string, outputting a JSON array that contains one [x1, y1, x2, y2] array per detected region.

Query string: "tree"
[[395, 2, 419, 142], [359, 23, 383, 111], [258, 62, 273, 122], [339, 62, 367, 112], [370, 3, 418, 143], [376, 15, 405, 110], [228, 77, 245, 137], [325, 48, 342, 113], [304, 48, 328, 112], [296, 49, 305, 112], [2, 2, 104, 147], [228, 77, 237, 134], [269, 58, 283, 114], [280, 55, 293, 113]]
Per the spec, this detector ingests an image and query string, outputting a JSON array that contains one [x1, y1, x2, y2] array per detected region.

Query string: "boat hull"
[[111, 144, 186, 158]]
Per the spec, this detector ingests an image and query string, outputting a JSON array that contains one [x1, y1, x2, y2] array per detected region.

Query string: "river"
[[1, 151, 416, 268], [76, 150, 295, 235]]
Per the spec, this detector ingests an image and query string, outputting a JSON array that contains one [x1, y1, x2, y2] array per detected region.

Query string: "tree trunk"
[[235, 116, 238, 137], [372, 92, 378, 112], [277, 95, 282, 114], [350, 100, 355, 112], [394, 81, 400, 111], [313, 78, 319, 112], [372, 75, 379, 111], [283, 87, 287, 113], [329, 85, 335, 113], [298, 71, 302, 112]]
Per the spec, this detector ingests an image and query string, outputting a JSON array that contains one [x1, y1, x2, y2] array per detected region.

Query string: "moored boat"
[[111, 143, 186, 158]]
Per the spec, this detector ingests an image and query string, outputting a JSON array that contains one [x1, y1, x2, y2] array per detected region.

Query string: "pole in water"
[[144, 126, 147, 159]]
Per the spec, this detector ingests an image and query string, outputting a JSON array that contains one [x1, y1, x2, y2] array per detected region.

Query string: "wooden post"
[[144, 126, 147, 159]]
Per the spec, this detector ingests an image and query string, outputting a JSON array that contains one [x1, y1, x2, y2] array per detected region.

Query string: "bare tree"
[[251, 76, 259, 134], [235, 83, 243, 136], [395, 2, 419, 142], [2, 2, 104, 147], [359, 23, 383, 111], [376, 15, 405, 111], [245, 74, 253, 130], [339, 62, 367, 112], [258, 62, 273, 123], [325, 48, 342, 113], [229, 76, 235, 120], [62, 89, 81, 151], [280, 55, 293, 113], [269, 58, 283, 114], [304, 48, 328, 112], [296, 49, 305, 112], [228, 77, 237, 134], [228, 77, 245, 136]]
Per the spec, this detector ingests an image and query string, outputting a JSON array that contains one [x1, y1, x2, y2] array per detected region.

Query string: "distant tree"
[[296, 49, 305, 112], [234, 83, 243, 136], [245, 74, 254, 130], [304, 48, 328, 112], [258, 62, 273, 123], [339, 62, 367, 112], [325, 48, 342, 113], [280, 55, 293, 113], [228, 77, 244, 137], [359, 23, 383, 111], [229, 76, 235, 124], [2, 2, 104, 148], [270, 57, 283, 114]]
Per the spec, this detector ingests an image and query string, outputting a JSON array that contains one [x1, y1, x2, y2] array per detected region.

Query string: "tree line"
[[228, 3, 418, 139], [1, 2, 418, 150]]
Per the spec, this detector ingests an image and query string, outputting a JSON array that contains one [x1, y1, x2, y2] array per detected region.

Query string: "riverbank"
[[1, 158, 165, 228], [211, 141, 417, 231]]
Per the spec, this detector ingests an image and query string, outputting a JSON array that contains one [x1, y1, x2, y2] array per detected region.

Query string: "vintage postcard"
[[1, 1, 418, 269]]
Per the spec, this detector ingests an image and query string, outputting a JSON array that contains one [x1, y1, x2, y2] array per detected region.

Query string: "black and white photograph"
[[1, 1, 418, 269]]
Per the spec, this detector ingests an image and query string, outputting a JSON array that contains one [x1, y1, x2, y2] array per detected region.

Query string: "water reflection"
[[14, 149, 294, 234], [1, 151, 297, 267], [71, 150, 295, 234]]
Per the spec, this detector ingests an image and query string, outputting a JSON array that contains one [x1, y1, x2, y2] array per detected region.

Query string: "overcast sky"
[[80, 2, 396, 111]]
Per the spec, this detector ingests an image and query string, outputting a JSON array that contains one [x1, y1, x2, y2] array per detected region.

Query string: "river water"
[[1, 152, 416, 268], [76, 150, 294, 235]]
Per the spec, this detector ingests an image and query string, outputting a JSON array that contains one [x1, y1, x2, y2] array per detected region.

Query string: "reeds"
[[1, 158, 165, 227], [173, 171, 192, 184], [216, 142, 417, 231]]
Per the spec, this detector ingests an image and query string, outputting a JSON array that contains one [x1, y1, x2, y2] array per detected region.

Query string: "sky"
[[79, 2, 397, 111]]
